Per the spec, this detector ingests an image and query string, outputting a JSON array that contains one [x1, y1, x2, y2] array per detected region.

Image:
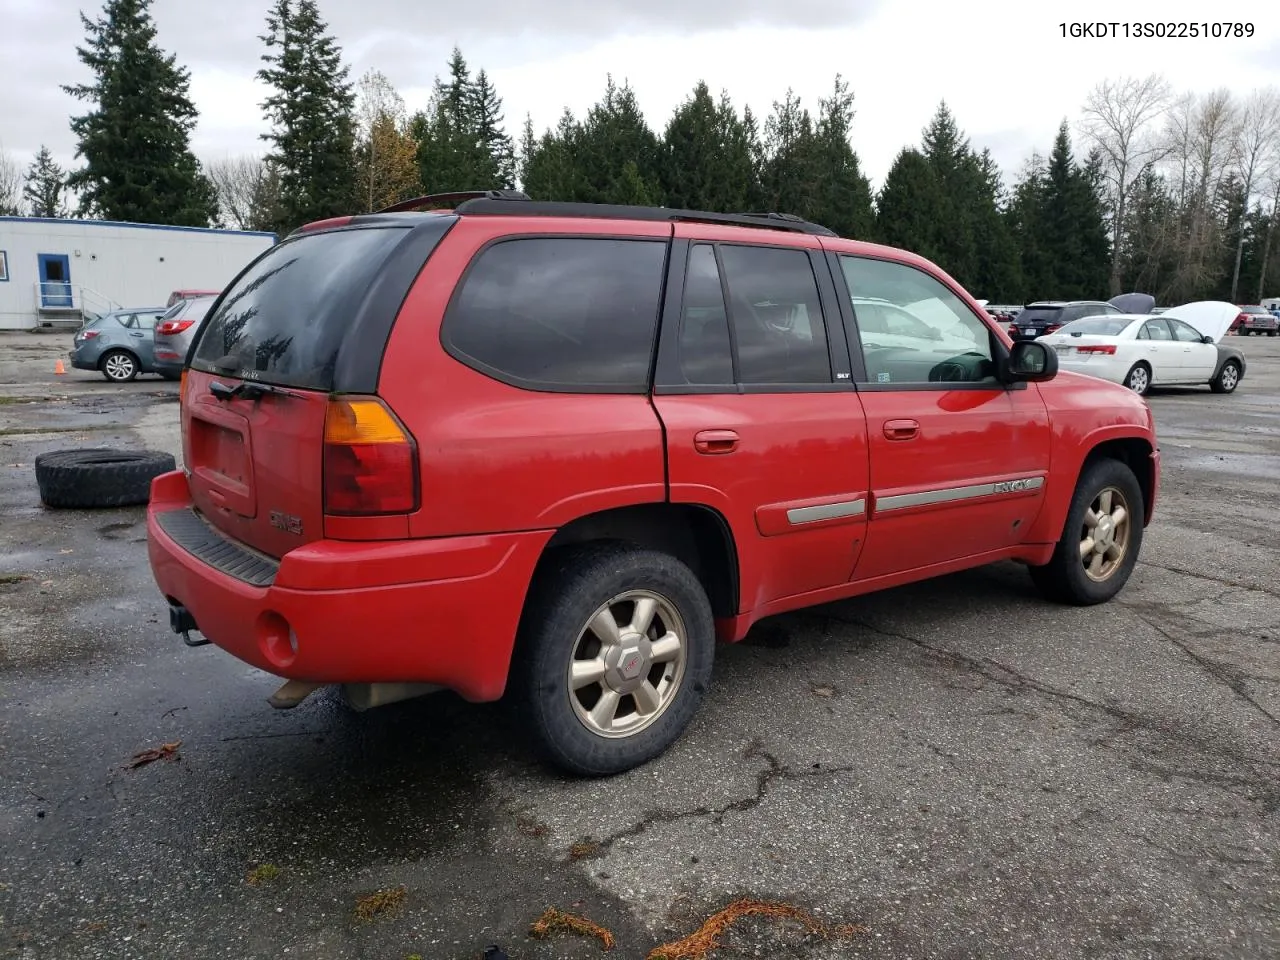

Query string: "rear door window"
[[676, 244, 734, 385], [443, 237, 668, 392], [717, 244, 832, 385], [190, 226, 413, 390]]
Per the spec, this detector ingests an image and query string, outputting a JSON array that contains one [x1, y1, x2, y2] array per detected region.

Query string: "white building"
[[0, 217, 276, 330]]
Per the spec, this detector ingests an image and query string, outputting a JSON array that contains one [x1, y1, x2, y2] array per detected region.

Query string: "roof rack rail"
[[376, 189, 530, 214], [449, 198, 837, 236]]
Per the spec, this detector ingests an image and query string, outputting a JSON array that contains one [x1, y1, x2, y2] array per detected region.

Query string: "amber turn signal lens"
[[324, 397, 409, 445]]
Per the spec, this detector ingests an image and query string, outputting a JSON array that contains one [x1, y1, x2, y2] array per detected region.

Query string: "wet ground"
[[1, 331, 1278, 960]]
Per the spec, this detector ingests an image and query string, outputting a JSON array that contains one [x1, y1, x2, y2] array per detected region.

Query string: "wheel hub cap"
[[606, 635, 653, 693]]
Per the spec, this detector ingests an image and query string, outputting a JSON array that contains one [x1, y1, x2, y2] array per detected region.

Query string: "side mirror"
[[1006, 340, 1057, 383], [1201, 335, 1214, 344]]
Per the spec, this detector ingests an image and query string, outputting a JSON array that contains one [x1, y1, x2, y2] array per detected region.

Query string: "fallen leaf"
[[126, 741, 182, 769], [812, 684, 836, 698], [530, 907, 615, 950], [647, 898, 868, 960]]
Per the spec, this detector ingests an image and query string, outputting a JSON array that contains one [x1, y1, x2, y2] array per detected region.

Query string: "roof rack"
[[449, 197, 837, 236], [376, 189, 530, 214]]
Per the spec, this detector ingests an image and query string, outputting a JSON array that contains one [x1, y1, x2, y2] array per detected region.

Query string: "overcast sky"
[[2, 0, 1278, 192]]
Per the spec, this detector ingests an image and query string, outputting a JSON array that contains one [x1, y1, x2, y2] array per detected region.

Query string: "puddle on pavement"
[[1181, 451, 1280, 477]]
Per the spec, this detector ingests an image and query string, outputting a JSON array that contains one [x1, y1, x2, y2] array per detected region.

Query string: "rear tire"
[[1027, 457, 1144, 606], [100, 350, 139, 383], [1210, 359, 1241, 394], [1123, 362, 1151, 395], [511, 543, 715, 777]]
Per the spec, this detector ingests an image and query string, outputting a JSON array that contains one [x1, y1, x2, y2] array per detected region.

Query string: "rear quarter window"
[[441, 236, 668, 393], [190, 226, 412, 390]]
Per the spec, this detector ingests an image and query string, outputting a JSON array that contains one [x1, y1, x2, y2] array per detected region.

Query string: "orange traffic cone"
[[54, 359, 66, 375]]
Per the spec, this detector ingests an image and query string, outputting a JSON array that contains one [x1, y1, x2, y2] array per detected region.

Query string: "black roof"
[[372, 190, 838, 237]]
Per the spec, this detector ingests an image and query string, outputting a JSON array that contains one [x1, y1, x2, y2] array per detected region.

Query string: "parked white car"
[[1037, 301, 1247, 396]]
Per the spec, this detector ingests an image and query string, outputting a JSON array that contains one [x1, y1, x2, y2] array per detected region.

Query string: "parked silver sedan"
[[153, 295, 218, 378]]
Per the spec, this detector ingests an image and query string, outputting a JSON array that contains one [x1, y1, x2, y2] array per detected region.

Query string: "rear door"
[[831, 250, 1052, 581], [182, 221, 448, 557], [1135, 317, 1176, 382], [651, 226, 870, 611]]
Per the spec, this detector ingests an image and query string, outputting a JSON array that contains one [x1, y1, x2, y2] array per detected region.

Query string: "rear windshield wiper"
[[209, 380, 290, 402]]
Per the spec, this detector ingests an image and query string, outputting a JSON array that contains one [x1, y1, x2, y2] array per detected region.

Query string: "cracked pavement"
[[2, 332, 1278, 959]]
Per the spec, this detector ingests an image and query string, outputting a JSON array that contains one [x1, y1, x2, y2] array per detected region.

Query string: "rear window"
[[190, 226, 410, 390], [1015, 307, 1064, 324], [1056, 316, 1135, 336]]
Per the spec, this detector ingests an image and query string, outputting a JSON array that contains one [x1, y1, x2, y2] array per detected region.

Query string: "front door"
[[830, 250, 1053, 582], [651, 229, 871, 612], [1165, 315, 1219, 380], [37, 254, 72, 308]]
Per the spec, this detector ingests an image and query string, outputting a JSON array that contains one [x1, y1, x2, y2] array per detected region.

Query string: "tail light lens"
[[157, 319, 195, 336], [1008, 324, 1019, 335], [1077, 344, 1117, 355], [322, 396, 418, 515], [81, 329, 101, 340]]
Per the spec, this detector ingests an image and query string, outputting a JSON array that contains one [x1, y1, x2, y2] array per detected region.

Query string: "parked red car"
[[147, 192, 1160, 776]]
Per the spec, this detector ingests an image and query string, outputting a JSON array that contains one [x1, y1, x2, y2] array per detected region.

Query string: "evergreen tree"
[[574, 76, 664, 205], [416, 49, 515, 193], [875, 148, 946, 263], [258, 0, 357, 233], [1007, 153, 1052, 301], [521, 108, 588, 201], [760, 89, 820, 217], [63, 0, 217, 225], [918, 101, 979, 285], [23, 146, 68, 218], [659, 82, 757, 212], [971, 147, 1022, 300], [808, 75, 875, 238], [470, 69, 516, 188]]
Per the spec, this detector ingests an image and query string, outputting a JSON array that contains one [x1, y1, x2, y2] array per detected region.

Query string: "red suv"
[[147, 191, 1160, 776]]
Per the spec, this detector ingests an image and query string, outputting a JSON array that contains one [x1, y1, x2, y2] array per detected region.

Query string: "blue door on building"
[[38, 253, 73, 308]]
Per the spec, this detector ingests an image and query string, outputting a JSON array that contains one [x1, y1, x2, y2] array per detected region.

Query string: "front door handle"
[[694, 429, 740, 455], [883, 419, 919, 441]]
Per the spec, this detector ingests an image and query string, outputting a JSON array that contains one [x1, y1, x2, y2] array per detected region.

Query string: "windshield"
[[189, 226, 412, 390], [1056, 316, 1135, 337]]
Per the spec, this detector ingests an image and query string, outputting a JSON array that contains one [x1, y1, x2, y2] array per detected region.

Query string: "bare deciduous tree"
[[356, 69, 409, 212], [0, 144, 23, 215], [1079, 74, 1174, 295], [1229, 87, 1280, 300], [207, 155, 279, 232]]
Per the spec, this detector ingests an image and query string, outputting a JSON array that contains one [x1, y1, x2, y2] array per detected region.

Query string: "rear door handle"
[[883, 419, 919, 441], [694, 429, 739, 455]]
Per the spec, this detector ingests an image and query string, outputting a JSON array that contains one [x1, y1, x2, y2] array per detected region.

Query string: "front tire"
[[512, 543, 715, 777], [1123, 362, 1151, 396], [1210, 359, 1241, 394], [100, 350, 139, 383], [1028, 458, 1144, 606]]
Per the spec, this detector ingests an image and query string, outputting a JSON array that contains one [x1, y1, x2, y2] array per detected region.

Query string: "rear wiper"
[[209, 380, 289, 402]]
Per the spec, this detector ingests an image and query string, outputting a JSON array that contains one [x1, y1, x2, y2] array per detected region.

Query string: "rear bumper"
[[145, 470, 552, 702]]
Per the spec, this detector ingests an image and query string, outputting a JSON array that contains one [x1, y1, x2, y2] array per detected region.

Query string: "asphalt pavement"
[[1, 331, 1277, 960]]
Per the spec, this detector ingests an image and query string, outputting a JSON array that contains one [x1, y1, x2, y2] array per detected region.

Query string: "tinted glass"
[[191, 226, 411, 390], [718, 245, 830, 384], [677, 245, 733, 384], [1056, 316, 1135, 337], [841, 255, 995, 385], [445, 237, 667, 391], [1016, 306, 1064, 324]]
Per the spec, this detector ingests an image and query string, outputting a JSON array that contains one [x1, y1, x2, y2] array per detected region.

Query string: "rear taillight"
[[157, 319, 195, 336], [1007, 324, 1018, 335], [81, 329, 100, 339], [322, 396, 418, 515], [1077, 345, 1117, 355]]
